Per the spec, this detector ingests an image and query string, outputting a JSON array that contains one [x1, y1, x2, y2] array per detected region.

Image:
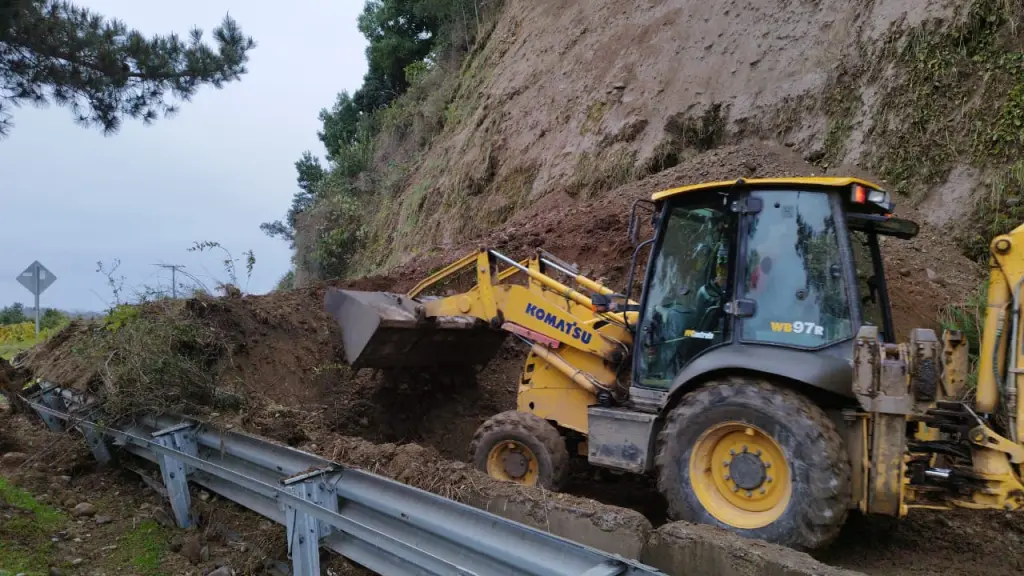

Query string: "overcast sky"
[[0, 1, 367, 312]]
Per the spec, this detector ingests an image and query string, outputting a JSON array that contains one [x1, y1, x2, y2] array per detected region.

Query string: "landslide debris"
[[18, 143, 994, 575], [304, 435, 652, 538]]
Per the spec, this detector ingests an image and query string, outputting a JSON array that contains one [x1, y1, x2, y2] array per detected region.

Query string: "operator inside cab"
[[639, 209, 731, 384]]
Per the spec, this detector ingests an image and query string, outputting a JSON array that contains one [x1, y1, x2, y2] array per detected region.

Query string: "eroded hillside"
[[287, 0, 1022, 285]]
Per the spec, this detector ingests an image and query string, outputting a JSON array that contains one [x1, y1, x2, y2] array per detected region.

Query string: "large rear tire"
[[655, 377, 851, 550], [470, 411, 569, 491]]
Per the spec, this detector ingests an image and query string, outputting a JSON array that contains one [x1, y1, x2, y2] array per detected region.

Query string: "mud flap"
[[324, 288, 506, 369]]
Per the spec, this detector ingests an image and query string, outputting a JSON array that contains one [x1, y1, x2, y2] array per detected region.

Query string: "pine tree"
[[0, 0, 255, 136]]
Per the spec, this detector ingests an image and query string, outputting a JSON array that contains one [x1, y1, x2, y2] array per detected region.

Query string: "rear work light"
[[852, 184, 893, 212]]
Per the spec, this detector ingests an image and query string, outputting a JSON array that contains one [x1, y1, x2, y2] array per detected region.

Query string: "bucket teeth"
[[323, 288, 506, 369]]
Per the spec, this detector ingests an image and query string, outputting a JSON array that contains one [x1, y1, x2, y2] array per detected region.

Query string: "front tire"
[[655, 377, 851, 550], [470, 411, 569, 490]]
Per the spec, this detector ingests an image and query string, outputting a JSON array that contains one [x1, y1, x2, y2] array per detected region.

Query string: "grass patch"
[[566, 148, 642, 199], [581, 101, 608, 135], [938, 281, 988, 391], [861, 0, 1024, 259], [0, 476, 65, 575], [110, 520, 170, 576], [959, 161, 1024, 261], [0, 340, 36, 361], [0, 478, 63, 526], [867, 0, 1021, 193], [664, 103, 728, 153]]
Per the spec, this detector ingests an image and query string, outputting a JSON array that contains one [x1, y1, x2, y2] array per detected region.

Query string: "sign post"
[[16, 261, 57, 336]]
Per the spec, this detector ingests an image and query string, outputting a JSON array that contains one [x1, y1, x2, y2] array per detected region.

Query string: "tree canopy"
[[0, 0, 255, 136], [262, 0, 495, 279], [0, 302, 68, 329]]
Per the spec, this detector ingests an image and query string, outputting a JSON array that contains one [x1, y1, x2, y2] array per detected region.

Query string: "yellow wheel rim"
[[688, 421, 792, 529], [486, 441, 540, 485]]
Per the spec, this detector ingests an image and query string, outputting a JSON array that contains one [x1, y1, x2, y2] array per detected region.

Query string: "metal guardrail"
[[23, 383, 667, 576]]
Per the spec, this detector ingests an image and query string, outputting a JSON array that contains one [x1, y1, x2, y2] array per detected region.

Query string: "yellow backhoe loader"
[[324, 177, 1024, 551]]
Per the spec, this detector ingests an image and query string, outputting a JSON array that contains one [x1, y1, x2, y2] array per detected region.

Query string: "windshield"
[[739, 190, 853, 347]]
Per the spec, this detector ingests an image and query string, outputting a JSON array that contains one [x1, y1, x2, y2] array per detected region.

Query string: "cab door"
[[633, 191, 738, 389]]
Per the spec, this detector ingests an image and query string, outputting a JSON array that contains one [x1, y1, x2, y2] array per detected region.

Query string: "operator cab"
[[629, 178, 919, 394]]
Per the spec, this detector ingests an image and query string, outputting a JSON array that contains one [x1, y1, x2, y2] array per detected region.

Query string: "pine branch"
[[0, 0, 256, 136]]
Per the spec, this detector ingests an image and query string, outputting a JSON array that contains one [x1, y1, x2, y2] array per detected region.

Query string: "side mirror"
[[628, 199, 657, 246]]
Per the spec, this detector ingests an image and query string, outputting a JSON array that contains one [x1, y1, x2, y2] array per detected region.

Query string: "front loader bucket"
[[323, 288, 507, 369]]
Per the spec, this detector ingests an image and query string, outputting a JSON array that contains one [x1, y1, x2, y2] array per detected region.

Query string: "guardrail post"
[[282, 468, 339, 576], [151, 423, 199, 528], [80, 425, 113, 464], [32, 386, 67, 432]]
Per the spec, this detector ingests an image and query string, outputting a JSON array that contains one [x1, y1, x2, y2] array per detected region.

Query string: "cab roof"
[[651, 177, 885, 202], [650, 176, 919, 240]]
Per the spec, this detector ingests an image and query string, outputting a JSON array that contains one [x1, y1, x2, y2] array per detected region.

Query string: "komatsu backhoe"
[[324, 177, 1024, 551]]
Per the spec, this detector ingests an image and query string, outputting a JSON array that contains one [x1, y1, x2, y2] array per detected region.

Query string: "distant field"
[[0, 339, 38, 361]]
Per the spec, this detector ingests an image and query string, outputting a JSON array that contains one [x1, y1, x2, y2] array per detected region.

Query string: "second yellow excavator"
[[325, 177, 1023, 551]]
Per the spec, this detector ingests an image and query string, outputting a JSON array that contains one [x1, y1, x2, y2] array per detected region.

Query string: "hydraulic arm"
[[324, 248, 638, 399]]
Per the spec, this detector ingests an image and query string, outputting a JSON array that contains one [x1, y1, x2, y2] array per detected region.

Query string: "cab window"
[[636, 200, 732, 388], [740, 190, 853, 347], [850, 230, 887, 337]]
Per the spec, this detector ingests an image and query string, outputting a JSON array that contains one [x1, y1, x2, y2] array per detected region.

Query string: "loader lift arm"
[[866, 222, 1024, 516], [325, 247, 639, 399], [415, 249, 638, 395]]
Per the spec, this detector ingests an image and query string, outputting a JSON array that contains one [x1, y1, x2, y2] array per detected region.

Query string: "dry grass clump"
[[78, 299, 240, 419]]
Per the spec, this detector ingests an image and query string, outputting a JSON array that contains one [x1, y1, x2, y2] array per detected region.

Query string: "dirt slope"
[[329, 0, 1010, 280]]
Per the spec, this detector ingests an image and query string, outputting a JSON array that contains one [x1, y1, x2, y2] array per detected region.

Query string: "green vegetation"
[[0, 341, 35, 361], [275, 270, 296, 291], [939, 282, 988, 391], [112, 520, 170, 576], [0, 478, 174, 576], [0, 476, 64, 575], [863, 0, 1024, 258], [89, 300, 235, 418], [262, 0, 504, 280], [0, 1, 255, 137], [0, 477, 62, 525], [0, 303, 67, 330], [566, 148, 642, 200], [0, 304, 70, 359]]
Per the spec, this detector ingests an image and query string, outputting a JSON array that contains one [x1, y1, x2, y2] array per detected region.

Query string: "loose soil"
[[15, 144, 999, 575]]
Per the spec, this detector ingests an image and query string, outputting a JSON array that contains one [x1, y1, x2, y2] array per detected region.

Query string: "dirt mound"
[[301, 434, 651, 535], [1, 356, 30, 413], [820, 510, 1024, 576]]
